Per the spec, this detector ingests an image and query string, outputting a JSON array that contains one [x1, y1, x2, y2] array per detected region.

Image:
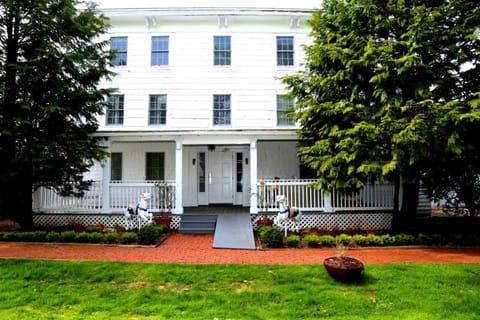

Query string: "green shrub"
[[352, 234, 367, 246], [395, 233, 415, 245], [154, 224, 168, 235], [380, 234, 396, 246], [31, 231, 47, 242], [138, 225, 159, 245], [2, 232, 19, 241], [87, 232, 103, 243], [45, 231, 60, 242], [319, 235, 335, 247], [61, 231, 76, 242], [121, 232, 137, 244], [335, 234, 352, 246], [104, 232, 119, 244], [259, 227, 283, 248], [286, 235, 300, 248], [256, 225, 271, 239], [417, 233, 433, 245], [366, 234, 383, 246], [74, 231, 90, 243], [304, 234, 321, 248], [18, 232, 36, 242]]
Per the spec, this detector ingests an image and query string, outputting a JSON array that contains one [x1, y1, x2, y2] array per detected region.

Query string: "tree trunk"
[[392, 178, 419, 232]]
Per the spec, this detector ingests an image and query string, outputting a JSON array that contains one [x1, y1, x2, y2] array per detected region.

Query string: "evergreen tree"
[[284, 0, 480, 229], [0, 0, 114, 228]]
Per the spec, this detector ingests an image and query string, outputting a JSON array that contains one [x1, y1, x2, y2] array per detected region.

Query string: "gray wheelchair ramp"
[[213, 213, 256, 250]]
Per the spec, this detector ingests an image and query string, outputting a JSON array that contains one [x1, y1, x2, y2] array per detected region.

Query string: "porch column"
[[249, 139, 258, 213], [101, 139, 112, 213], [174, 140, 184, 214]]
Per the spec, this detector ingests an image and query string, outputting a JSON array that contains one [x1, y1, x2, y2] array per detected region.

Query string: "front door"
[[209, 151, 233, 204]]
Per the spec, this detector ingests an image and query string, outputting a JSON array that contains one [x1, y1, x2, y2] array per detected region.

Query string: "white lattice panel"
[[253, 212, 392, 231], [34, 212, 391, 232]]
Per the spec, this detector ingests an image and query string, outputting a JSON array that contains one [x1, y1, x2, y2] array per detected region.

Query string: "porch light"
[[192, 158, 196, 165], [245, 158, 248, 165]]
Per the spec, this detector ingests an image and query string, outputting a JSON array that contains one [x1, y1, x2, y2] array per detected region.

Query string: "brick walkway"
[[1, 232, 480, 264]]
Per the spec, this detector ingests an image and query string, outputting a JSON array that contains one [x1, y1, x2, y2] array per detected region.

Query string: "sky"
[[94, 0, 321, 9]]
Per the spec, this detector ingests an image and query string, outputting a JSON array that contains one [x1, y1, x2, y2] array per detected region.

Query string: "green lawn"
[[0, 259, 479, 319]]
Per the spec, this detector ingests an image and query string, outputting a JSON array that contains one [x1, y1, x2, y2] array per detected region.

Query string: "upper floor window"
[[149, 94, 167, 125], [276, 36, 294, 66], [146, 152, 165, 181], [106, 95, 124, 125], [110, 153, 123, 181], [214, 36, 231, 66], [110, 37, 127, 66], [151, 36, 169, 66], [213, 94, 231, 125], [277, 95, 295, 126]]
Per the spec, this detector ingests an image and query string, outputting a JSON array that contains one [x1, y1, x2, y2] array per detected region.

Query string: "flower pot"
[[154, 216, 172, 227], [323, 256, 364, 282], [257, 219, 273, 226]]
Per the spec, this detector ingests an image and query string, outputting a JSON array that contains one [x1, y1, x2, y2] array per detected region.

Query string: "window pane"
[[110, 153, 122, 181], [198, 152, 205, 192], [146, 152, 165, 181], [277, 95, 294, 126], [276, 36, 294, 66], [236, 152, 243, 192], [111, 37, 127, 66], [213, 94, 231, 125], [106, 95, 124, 125], [149, 94, 167, 125], [151, 36, 169, 66], [214, 36, 231, 66]]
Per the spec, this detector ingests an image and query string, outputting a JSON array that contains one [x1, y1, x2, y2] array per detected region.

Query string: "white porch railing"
[[257, 179, 394, 213], [33, 180, 176, 214]]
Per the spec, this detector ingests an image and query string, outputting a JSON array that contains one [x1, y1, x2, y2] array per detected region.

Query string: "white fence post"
[[324, 192, 334, 212]]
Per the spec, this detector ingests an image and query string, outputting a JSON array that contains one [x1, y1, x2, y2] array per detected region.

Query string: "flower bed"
[[257, 225, 480, 248], [0, 224, 169, 246]]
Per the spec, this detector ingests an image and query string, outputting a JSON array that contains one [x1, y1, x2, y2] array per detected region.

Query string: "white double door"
[[208, 151, 234, 204]]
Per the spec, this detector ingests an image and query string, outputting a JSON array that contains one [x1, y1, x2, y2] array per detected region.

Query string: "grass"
[[0, 260, 479, 319]]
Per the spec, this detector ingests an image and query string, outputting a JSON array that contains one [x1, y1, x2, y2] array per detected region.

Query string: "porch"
[[32, 179, 396, 231]]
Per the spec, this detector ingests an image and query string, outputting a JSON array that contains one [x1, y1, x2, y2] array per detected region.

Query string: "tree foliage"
[[0, 0, 114, 227], [284, 0, 480, 227]]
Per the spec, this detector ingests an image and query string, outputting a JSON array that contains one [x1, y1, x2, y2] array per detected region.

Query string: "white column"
[[101, 139, 112, 213], [324, 192, 334, 213], [174, 140, 184, 214], [249, 139, 258, 213]]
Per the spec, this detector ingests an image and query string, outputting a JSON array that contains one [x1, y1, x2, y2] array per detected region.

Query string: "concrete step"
[[179, 214, 217, 234]]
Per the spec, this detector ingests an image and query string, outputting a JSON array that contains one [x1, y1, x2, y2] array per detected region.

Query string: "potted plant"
[[154, 181, 174, 228], [323, 243, 364, 282]]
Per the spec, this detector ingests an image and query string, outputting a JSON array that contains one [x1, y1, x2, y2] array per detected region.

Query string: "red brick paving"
[[1, 232, 480, 264]]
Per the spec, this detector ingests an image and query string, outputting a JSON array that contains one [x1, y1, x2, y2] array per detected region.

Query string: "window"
[[146, 152, 165, 181], [214, 36, 231, 66], [236, 152, 243, 192], [277, 95, 295, 126], [198, 152, 206, 192], [213, 94, 231, 125], [110, 153, 122, 181], [111, 37, 127, 66], [151, 36, 169, 66], [276, 36, 294, 66], [149, 95, 167, 125], [106, 95, 124, 125]]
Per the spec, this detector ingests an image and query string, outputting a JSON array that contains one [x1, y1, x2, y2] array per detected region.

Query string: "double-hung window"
[[277, 95, 295, 126], [106, 95, 124, 125], [151, 36, 169, 66], [111, 37, 128, 66], [213, 94, 231, 125], [214, 36, 231, 66], [110, 153, 123, 181], [146, 152, 165, 181], [149, 94, 167, 125], [276, 36, 294, 66]]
